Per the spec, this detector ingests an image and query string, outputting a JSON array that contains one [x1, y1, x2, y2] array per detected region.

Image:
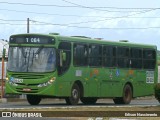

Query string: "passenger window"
[[117, 47, 129, 68], [88, 45, 102, 66], [103, 46, 116, 67], [73, 43, 88, 66], [130, 48, 142, 69], [143, 49, 156, 69]]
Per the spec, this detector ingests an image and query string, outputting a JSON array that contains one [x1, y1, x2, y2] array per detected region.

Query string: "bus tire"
[[65, 83, 80, 105], [80, 97, 97, 105], [27, 95, 41, 105], [113, 84, 132, 104]]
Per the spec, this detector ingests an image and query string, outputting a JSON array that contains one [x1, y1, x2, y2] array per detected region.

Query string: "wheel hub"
[[72, 89, 78, 99]]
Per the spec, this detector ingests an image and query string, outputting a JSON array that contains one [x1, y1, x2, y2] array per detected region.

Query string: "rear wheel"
[[65, 83, 80, 105], [27, 95, 41, 105], [80, 97, 97, 105], [113, 84, 132, 104]]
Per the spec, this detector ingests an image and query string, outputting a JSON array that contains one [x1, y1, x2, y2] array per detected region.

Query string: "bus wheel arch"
[[74, 80, 84, 97], [65, 81, 83, 105], [113, 82, 133, 104], [123, 83, 133, 104], [125, 82, 133, 97]]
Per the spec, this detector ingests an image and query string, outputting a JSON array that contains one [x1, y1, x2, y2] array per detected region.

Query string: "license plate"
[[23, 88, 31, 91]]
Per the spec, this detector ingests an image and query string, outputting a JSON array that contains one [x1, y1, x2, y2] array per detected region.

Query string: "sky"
[[0, 0, 160, 51]]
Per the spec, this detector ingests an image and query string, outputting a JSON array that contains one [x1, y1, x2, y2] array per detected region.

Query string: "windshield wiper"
[[20, 48, 28, 64], [35, 46, 44, 55], [31, 50, 35, 66], [27, 47, 31, 72]]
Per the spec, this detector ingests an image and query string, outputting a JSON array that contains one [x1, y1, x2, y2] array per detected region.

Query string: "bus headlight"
[[49, 77, 56, 83], [37, 77, 56, 88], [7, 77, 18, 86]]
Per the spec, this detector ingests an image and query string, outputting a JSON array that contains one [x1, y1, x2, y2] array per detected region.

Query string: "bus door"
[[57, 42, 72, 96]]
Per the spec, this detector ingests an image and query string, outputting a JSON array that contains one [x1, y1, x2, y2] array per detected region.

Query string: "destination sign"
[[9, 36, 55, 44]]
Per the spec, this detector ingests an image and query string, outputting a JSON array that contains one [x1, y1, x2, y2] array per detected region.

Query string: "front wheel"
[[27, 95, 41, 105], [113, 84, 132, 104], [65, 83, 80, 105]]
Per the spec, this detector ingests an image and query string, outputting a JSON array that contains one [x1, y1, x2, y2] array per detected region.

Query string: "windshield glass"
[[7, 47, 56, 72]]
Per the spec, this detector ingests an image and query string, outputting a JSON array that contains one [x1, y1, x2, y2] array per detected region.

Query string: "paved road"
[[0, 97, 159, 109], [0, 98, 159, 120]]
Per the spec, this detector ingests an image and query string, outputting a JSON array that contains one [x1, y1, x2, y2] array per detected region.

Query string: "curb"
[[7, 98, 26, 102], [0, 98, 27, 103], [0, 98, 7, 103]]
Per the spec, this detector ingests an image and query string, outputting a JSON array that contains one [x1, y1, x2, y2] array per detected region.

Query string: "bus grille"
[[11, 73, 45, 79]]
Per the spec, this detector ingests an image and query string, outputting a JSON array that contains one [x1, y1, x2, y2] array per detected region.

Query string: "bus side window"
[[88, 45, 102, 67], [58, 42, 71, 75], [103, 46, 116, 67], [130, 48, 142, 69], [73, 43, 88, 66], [143, 49, 156, 69], [117, 47, 130, 68]]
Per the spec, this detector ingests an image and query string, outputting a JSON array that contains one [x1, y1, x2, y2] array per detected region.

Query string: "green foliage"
[[158, 50, 160, 65], [157, 50, 160, 56], [158, 58, 160, 65]]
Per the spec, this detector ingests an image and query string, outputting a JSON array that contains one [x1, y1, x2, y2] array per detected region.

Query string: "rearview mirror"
[[59, 50, 66, 67], [62, 52, 66, 62]]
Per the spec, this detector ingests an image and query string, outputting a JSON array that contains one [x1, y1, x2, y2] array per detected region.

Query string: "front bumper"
[[5, 80, 56, 96]]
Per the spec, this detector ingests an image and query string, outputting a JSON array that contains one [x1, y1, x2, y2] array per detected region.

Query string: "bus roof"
[[10, 33, 157, 49], [58, 35, 156, 49]]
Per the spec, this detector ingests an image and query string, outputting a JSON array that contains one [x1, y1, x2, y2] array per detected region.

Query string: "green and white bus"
[[5, 33, 158, 105]]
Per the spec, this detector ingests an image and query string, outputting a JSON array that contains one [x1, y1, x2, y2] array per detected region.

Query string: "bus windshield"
[[7, 47, 56, 72]]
